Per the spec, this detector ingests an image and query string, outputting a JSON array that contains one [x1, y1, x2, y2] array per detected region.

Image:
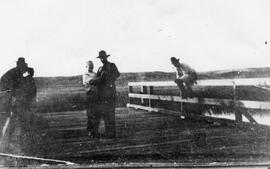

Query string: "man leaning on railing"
[[171, 57, 197, 99]]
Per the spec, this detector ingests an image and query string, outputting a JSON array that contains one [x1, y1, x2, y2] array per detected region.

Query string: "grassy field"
[[1, 67, 270, 113]]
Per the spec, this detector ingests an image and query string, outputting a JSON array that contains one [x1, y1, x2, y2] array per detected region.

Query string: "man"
[[82, 60, 98, 137], [0, 57, 36, 145], [171, 57, 197, 99], [90, 50, 120, 138]]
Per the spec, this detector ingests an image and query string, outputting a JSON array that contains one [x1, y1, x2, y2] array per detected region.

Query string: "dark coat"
[[0, 67, 37, 103], [0, 68, 20, 92], [91, 62, 120, 101]]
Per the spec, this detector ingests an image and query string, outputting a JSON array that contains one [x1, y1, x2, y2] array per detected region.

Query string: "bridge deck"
[[27, 107, 270, 163]]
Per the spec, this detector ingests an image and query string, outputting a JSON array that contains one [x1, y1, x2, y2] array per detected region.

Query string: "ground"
[[2, 107, 270, 166]]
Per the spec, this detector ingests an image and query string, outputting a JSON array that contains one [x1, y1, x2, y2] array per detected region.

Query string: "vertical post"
[[233, 81, 242, 122], [128, 85, 133, 93], [148, 86, 153, 109], [140, 86, 147, 105], [128, 85, 133, 105]]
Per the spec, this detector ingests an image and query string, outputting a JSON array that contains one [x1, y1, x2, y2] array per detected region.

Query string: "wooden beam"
[[126, 103, 185, 117], [241, 110, 257, 124], [233, 83, 242, 122], [128, 77, 270, 87], [127, 104, 263, 127], [148, 86, 153, 108], [128, 93, 270, 110], [0, 153, 76, 165]]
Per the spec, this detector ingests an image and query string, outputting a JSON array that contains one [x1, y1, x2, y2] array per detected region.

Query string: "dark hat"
[[16, 57, 27, 67], [170, 57, 179, 63], [97, 50, 110, 58], [17, 57, 26, 64]]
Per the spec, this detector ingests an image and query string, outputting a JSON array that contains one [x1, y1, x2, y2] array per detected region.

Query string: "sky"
[[1, 0, 270, 77]]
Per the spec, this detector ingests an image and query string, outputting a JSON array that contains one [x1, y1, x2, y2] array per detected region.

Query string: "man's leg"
[[86, 106, 93, 131], [92, 104, 102, 137], [103, 101, 116, 138], [175, 79, 188, 99], [186, 83, 194, 98], [186, 75, 197, 98], [6, 113, 17, 143], [87, 104, 101, 137]]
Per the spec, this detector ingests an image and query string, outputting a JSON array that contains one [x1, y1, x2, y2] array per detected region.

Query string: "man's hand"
[[175, 79, 182, 84], [89, 79, 96, 85], [23, 71, 30, 77], [101, 71, 109, 76]]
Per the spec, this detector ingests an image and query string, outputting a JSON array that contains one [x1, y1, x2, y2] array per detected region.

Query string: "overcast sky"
[[1, 0, 270, 77]]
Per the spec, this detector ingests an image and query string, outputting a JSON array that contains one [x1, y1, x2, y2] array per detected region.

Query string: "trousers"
[[175, 73, 197, 98], [87, 100, 116, 138]]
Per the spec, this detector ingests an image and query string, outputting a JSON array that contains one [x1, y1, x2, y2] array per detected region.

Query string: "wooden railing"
[[127, 78, 270, 124]]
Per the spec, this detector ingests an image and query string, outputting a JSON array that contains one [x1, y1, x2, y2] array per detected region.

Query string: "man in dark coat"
[[90, 50, 120, 138], [0, 57, 37, 143]]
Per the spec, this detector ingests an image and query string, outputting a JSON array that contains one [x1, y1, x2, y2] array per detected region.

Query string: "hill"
[[35, 67, 270, 89]]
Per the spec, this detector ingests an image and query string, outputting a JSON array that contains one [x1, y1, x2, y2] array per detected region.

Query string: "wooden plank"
[[140, 86, 147, 105], [126, 103, 185, 116], [0, 153, 76, 165], [241, 110, 257, 124], [128, 93, 270, 110], [128, 77, 270, 87], [36, 162, 270, 168], [126, 104, 267, 127], [233, 83, 242, 122], [34, 108, 270, 162], [148, 86, 153, 108]]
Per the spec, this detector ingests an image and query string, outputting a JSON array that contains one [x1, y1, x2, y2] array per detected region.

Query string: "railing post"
[[148, 86, 153, 109], [233, 81, 242, 122], [141, 85, 147, 105], [128, 85, 133, 93], [128, 85, 133, 105]]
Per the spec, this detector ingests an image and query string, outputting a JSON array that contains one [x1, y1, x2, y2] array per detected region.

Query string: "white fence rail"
[[127, 77, 270, 123]]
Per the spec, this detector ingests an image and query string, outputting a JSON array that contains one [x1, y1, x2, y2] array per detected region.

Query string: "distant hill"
[[35, 67, 270, 89], [200, 67, 270, 79], [1, 67, 270, 113]]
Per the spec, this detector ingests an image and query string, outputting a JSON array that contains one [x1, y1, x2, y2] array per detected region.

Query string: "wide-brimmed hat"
[[16, 57, 27, 66], [17, 57, 26, 64], [170, 57, 179, 63], [97, 50, 110, 58]]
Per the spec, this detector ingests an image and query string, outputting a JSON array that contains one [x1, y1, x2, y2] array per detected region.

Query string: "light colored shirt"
[[175, 63, 196, 79], [82, 72, 96, 90]]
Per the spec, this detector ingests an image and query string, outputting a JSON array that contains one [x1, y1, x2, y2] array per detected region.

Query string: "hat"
[[17, 57, 26, 64], [16, 57, 27, 67], [170, 57, 179, 63], [97, 50, 110, 58]]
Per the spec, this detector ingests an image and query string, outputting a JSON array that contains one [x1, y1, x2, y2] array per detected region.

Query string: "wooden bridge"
[[2, 78, 270, 166]]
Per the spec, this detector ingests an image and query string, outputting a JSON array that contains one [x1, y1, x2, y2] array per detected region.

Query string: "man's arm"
[[89, 68, 107, 86], [110, 63, 120, 80]]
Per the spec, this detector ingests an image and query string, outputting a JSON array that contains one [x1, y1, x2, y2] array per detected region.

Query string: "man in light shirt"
[[171, 57, 197, 99], [82, 61, 98, 137]]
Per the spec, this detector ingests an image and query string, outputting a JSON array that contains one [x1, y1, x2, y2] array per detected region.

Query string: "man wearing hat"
[[90, 50, 120, 138], [171, 57, 197, 99], [0, 57, 37, 149]]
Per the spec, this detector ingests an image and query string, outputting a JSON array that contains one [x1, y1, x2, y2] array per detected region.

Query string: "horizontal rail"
[[129, 93, 270, 110], [0, 153, 76, 165], [128, 77, 270, 87]]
